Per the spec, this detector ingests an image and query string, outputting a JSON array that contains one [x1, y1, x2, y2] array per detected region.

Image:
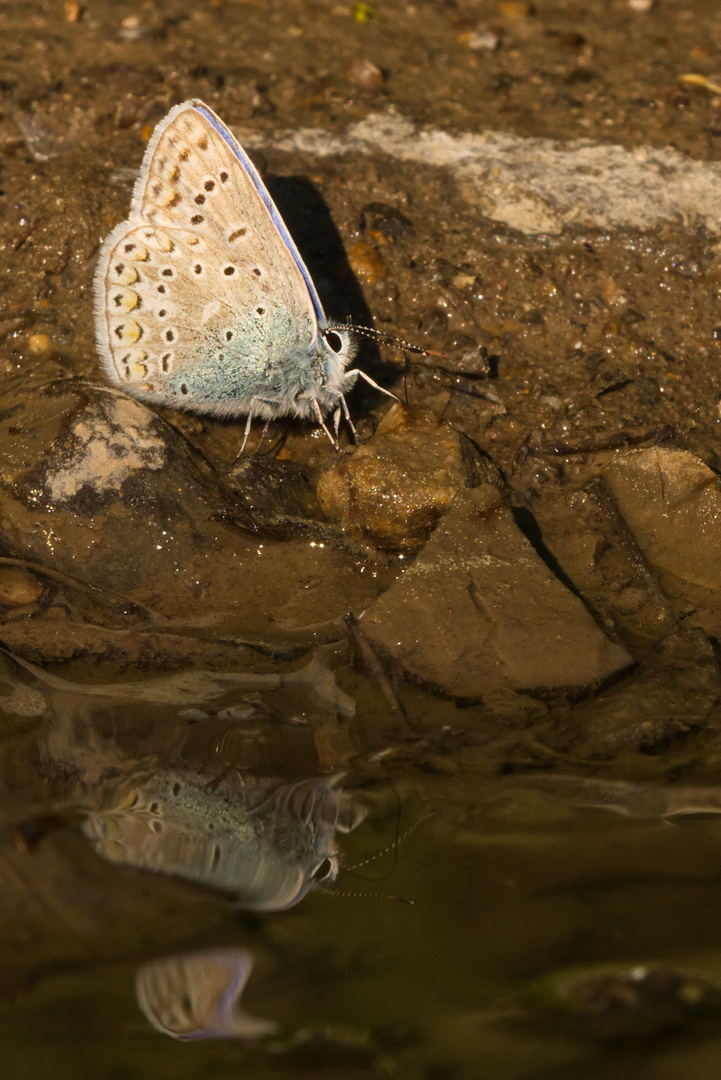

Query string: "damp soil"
[[4, 1, 721, 1078]]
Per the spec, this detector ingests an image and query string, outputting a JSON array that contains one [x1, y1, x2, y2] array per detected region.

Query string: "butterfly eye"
[[325, 331, 343, 354], [312, 857, 333, 882]]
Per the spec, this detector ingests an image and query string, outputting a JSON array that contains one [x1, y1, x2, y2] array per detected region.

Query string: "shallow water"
[[8, 732, 721, 1080], [5, 0, 721, 1076], [5, 674, 721, 1079]]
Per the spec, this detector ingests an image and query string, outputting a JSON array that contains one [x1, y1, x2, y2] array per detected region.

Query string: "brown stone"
[[317, 405, 491, 553], [363, 485, 633, 698]]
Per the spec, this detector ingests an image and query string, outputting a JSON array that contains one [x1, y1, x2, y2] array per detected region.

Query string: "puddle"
[[7, 699, 721, 1080], [4, 675, 721, 1078]]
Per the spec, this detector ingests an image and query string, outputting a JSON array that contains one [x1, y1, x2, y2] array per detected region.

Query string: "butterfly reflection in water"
[[94, 99, 391, 448], [136, 948, 277, 1041], [82, 772, 366, 911]]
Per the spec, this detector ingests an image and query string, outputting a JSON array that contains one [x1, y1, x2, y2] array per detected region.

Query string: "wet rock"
[[348, 58, 384, 90], [561, 629, 717, 760], [554, 964, 721, 1042], [225, 456, 320, 523], [602, 448, 721, 591], [0, 614, 262, 671], [530, 482, 677, 642], [0, 568, 43, 608], [363, 484, 632, 698], [317, 405, 491, 553], [0, 381, 389, 627]]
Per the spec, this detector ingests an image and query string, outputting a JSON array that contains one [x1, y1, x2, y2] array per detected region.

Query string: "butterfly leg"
[[257, 417, 273, 451], [332, 405, 341, 440], [239, 402, 257, 455], [310, 397, 339, 450], [345, 369, 400, 402], [334, 392, 357, 442]]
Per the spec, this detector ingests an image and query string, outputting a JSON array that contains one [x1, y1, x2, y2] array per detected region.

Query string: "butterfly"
[[93, 99, 391, 449], [82, 772, 367, 911]]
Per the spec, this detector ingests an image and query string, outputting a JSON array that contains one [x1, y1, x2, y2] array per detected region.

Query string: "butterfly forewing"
[[95, 101, 320, 417]]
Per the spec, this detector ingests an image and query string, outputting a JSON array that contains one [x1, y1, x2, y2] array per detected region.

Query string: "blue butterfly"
[[94, 99, 389, 447]]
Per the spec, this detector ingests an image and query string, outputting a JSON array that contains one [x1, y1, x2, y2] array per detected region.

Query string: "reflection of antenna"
[[315, 882, 415, 905], [343, 790, 404, 881], [345, 801, 436, 879], [346, 824, 425, 875], [315, 799, 436, 904]]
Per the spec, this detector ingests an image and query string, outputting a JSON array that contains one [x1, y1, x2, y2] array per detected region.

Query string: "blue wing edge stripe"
[[193, 100, 328, 330]]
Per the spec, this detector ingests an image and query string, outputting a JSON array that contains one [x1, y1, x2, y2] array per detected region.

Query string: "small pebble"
[[348, 57, 384, 90], [347, 242, 388, 285], [628, 0, 653, 11], [465, 28, 499, 51], [602, 276, 626, 307], [0, 568, 43, 607], [353, 1, 382, 23], [27, 333, 51, 355], [118, 15, 145, 40], [453, 345, 492, 378], [64, 0, 81, 21], [496, 1, 531, 18]]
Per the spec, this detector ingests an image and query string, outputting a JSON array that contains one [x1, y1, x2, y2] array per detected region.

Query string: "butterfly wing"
[[136, 949, 277, 1041], [94, 100, 325, 418]]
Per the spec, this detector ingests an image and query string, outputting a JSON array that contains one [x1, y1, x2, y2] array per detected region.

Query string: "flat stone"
[[602, 448, 721, 591], [363, 485, 632, 698]]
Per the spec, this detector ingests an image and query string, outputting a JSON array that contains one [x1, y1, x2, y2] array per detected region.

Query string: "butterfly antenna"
[[345, 792, 403, 878], [346, 807, 437, 877], [315, 882, 416, 905], [345, 322, 452, 360]]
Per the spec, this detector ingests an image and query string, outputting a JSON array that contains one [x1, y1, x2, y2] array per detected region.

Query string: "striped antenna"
[[344, 321, 452, 360], [315, 882, 416, 905], [345, 810, 436, 876]]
